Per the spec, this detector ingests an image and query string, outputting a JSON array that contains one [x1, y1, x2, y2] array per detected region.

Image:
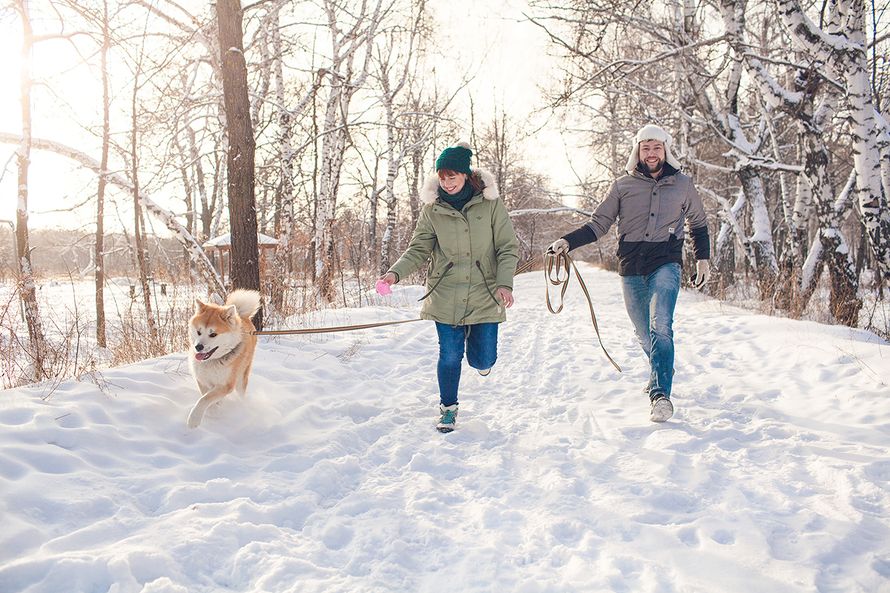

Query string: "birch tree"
[[719, 0, 860, 322], [775, 0, 890, 283], [95, 0, 112, 348], [373, 0, 430, 274], [259, 1, 327, 309], [528, 0, 782, 297], [0, 132, 225, 295], [12, 0, 47, 380], [315, 0, 385, 302]]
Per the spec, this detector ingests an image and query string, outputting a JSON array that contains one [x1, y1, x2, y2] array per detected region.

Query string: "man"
[[548, 124, 710, 423]]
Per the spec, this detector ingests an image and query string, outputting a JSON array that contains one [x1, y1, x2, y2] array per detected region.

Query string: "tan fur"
[[186, 289, 261, 428]]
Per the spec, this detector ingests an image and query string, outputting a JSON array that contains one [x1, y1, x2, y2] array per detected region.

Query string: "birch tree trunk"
[[776, 0, 890, 281], [315, 84, 347, 301], [95, 0, 111, 349], [379, 89, 399, 274], [188, 125, 213, 240], [408, 148, 422, 227], [723, 0, 860, 321], [738, 165, 780, 298], [13, 0, 46, 380], [712, 189, 745, 291], [270, 2, 292, 310], [376, 3, 425, 273], [841, 1, 890, 283], [315, 0, 383, 302], [130, 73, 159, 352]]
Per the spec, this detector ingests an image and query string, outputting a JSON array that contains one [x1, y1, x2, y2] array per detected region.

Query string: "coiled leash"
[[544, 249, 622, 372]]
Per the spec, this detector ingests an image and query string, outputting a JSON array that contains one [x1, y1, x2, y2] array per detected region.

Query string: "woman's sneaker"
[[478, 368, 491, 376], [437, 404, 459, 433], [649, 395, 673, 422]]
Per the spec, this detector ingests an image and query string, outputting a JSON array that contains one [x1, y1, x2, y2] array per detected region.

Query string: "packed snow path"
[[1, 264, 889, 593]]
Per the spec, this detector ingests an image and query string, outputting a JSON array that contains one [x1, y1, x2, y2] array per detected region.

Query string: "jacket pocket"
[[475, 260, 501, 306], [419, 261, 453, 301]]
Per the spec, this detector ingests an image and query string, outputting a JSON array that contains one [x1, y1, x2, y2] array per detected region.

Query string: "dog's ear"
[[195, 299, 209, 312], [221, 304, 238, 322]]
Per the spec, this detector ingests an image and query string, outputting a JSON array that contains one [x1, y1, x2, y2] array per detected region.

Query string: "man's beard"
[[644, 158, 664, 174]]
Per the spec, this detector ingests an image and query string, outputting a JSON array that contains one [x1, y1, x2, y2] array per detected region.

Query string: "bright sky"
[[0, 0, 576, 232]]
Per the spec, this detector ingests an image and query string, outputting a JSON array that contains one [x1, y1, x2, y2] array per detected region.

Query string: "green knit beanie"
[[435, 141, 473, 174]]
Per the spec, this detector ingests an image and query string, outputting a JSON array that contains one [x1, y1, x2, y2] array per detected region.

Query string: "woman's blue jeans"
[[621, 263, 681, 399], [434, 322, 499, 406]]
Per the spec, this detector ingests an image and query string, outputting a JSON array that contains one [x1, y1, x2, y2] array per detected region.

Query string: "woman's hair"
[[438, 169, 484, 193]]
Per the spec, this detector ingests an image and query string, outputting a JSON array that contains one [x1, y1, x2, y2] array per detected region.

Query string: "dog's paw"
[[186, 407, 204, 429]]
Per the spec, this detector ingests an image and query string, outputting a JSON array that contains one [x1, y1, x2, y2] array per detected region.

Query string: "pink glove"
[[375, 279, 392, 296]]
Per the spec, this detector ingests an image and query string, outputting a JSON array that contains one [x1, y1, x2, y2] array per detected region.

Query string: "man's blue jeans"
[[621, 263, 681, 399], [434, 322, 499, 406]]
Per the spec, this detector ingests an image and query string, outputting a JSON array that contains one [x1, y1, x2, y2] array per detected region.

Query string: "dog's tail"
[[226, 289, 262, 319]]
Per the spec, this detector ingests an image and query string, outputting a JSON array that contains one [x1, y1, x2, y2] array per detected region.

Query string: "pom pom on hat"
[[436, 142, 473, 174], [625, 124, 682, 174]]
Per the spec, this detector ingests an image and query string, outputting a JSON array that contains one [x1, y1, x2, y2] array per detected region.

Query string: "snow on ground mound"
[[1, 264, 888, 593]]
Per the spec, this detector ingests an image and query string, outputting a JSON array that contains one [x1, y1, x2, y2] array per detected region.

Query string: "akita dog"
[[187, 289, 262, 428]]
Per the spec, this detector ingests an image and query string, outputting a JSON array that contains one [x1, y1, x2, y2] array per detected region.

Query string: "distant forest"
[[0, 227, 186, 281]]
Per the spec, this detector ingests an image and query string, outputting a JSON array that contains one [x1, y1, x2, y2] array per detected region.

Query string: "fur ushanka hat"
[[625, 124, 682, 174]]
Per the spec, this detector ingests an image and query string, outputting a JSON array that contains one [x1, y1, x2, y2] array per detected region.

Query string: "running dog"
[[187, 289, 261, 428]]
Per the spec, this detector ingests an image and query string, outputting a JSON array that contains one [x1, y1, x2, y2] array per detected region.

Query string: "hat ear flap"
[[625, 144, 640, 175], [664, 143, 682, 170]]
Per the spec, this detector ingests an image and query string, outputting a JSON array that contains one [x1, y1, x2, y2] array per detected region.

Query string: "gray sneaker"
[[478, 368, 491, 376], [437, 404, 459, 433], [649, 395, 674, 422]]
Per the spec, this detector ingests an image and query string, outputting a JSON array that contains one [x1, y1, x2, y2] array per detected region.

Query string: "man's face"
[[639, 140, 665, 175]]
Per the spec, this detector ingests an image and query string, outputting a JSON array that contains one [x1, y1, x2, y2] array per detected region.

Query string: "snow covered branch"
[[0, 132, 225, 296]]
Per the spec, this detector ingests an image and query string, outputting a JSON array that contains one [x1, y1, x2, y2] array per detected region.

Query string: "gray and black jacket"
[[562, 163, 710, 277]]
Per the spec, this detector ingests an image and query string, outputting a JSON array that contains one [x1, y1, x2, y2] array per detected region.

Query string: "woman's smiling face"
[[438, 170, 467, 195]]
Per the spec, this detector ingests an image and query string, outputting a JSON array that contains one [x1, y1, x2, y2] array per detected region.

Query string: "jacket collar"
[[634, 161, 679, 180], [630, 163, 680, 184], [420, 168, 498, 205]]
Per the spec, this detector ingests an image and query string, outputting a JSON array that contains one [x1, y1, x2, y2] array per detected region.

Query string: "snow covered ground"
[[1, 264, 888, 593]]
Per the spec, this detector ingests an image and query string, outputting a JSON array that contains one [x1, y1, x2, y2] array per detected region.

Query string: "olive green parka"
[[389, 168, 519, 326]]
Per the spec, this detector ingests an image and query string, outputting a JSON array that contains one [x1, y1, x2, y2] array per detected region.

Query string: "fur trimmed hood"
[[419, 168, 499, 205]]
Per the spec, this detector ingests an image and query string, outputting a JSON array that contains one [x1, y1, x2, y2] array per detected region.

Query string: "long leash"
[[251, 257, 540, 337], [250, 253, 549, 336], [252, 318, 422, 336], [544, 250, 622, 372]]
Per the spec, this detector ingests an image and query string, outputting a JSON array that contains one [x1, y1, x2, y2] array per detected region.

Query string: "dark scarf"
[[636, 160, 679, 180], [438, 181, 476, 212]]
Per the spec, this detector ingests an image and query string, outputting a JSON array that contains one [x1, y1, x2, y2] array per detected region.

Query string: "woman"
[[379, 142, 519, 433]]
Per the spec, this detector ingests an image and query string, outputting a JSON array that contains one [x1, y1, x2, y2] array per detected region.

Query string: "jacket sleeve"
[[388, 206, 437, 282], [562, 180, 621, 250], [492, 198, 520, 290], [685, 181, 711, 260]]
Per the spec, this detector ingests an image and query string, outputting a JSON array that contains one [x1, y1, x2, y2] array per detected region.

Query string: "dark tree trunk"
[[217, 0, 261, 327]]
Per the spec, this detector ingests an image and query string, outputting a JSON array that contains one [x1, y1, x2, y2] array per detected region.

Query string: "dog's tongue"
[[194, 351, 212, 361]]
